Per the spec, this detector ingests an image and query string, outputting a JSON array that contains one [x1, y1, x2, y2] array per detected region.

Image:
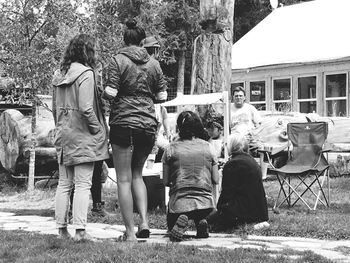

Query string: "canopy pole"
[[223, 91, 230, 162]]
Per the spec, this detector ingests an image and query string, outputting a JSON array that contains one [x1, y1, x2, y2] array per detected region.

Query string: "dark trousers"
[[167, 208, 213, 231], [90, 160, 103, 203]]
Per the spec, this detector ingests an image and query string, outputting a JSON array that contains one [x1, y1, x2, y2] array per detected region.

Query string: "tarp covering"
[[231, 0, 350, 70], [161, 92, 225, 106]]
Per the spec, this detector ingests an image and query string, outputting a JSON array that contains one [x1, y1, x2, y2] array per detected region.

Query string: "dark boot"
[[91, 202, 107, 217]]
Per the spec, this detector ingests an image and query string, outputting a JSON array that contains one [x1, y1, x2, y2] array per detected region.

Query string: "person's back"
[[107, 46, 166, 133], [219, 151, 268, 223], [164, 137, 215, 207], [162, 111, 219, 241], [208, 133, 268, 232], [103, 20, 167, 242]]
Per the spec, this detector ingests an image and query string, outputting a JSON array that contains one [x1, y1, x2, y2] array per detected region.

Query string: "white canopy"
[[231, 0, 350, 70], [161, 92, 225, 107]]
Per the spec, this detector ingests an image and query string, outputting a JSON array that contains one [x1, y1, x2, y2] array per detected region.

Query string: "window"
[[325, 73, 347, 117], [297, 76, 317, 113], [273, 78, 291, 111], [231, 82, 244, 101], [249, 81, 266, 110]]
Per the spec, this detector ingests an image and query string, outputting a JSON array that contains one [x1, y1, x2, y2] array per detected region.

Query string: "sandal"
[[136, 227, 150, 238], [58, 227, 72, 239], [73, 230, 97, 242], [117, 232, 137, 242]]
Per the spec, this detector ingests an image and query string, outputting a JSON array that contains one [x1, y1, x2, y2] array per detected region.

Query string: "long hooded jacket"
[[52, 62, 109, 166], [105, 46, 167, 135]]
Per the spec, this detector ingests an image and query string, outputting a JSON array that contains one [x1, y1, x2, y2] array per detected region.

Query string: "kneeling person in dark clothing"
[[208, 133, 269, 231]]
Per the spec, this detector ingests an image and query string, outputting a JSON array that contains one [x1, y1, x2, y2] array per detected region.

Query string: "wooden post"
[[28, 88, 36, 191]]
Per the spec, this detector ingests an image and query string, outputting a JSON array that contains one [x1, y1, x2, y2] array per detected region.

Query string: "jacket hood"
[[52, 62, 92, 87], [118, 46, 150, 64]]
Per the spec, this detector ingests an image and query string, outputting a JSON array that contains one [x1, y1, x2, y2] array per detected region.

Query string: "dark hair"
[[177, 111, 207, 140], [60, 34, 96, 74], [124, 19, 146, 46], [232, 86, 246, 96]]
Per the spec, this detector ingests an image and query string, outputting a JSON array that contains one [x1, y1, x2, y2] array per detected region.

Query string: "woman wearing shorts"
[[104, 20, 167, 242]]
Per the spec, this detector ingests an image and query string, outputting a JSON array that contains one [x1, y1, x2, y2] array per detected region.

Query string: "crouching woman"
[[208, 133, 269, 231], [162, 111, 219, 241]]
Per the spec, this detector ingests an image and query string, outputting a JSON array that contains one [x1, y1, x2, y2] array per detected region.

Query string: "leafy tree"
[[0, 0, 79, 190], [160, 0, 200, 95], [78, 0, 124, 64]]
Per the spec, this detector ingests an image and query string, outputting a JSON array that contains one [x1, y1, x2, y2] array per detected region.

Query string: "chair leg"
[[274, 174, 291, 209], [314, 171, 330, 209], [275, 170, 330, 210], [275, 174, 307, 209]]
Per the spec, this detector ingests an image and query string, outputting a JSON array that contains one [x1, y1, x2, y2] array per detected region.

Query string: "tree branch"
[[28, 20, 48, 47]]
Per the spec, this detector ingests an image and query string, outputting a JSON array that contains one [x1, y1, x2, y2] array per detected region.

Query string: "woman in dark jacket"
[[209, 133, 268, 231], [103, 20, 167, 242]]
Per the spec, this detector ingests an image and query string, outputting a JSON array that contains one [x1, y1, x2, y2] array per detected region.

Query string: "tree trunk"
[[177, 50, 186, 94], [191, 34, 232, 94], [191, 0, 235, 95], [0, 109, 56, 176]]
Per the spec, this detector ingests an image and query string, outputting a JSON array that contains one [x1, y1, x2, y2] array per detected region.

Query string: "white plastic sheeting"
[[231, 0, 350, 70], [161, 92, 225, 106]]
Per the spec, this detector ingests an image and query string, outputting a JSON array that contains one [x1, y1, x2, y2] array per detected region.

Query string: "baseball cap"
[[141, 36, 160, 48]]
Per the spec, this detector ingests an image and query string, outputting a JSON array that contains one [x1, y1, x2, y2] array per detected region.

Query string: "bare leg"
[[112, 144, 137, 241], [132, 158, 149, 230]]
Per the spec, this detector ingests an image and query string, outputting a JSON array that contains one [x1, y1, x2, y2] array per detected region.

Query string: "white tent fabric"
[[161, 92, 225, 106], [231, 0, 350, 70]]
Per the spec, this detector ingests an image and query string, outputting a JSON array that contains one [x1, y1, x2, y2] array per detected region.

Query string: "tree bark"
[[191, 0, 235, 95], [177, 50, 186, 94], [0, 109, 56, 176]]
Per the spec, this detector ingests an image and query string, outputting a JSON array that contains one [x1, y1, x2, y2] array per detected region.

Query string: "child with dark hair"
[[104, 19, 167, 242], [162, 111, 219, 241], [206, 116, 224, 159]]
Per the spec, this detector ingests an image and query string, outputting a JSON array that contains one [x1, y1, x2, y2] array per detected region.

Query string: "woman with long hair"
[[104, 20, 167, 242], [52, 33, 109, 241]]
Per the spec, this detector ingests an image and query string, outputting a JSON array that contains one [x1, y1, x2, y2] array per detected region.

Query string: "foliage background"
[[0, 0, 312, 100]]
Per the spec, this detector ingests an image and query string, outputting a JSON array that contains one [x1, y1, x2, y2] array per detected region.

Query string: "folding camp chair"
[[265, 122, 330, 210]]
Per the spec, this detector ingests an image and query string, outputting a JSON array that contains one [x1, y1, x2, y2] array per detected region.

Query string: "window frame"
[[296, 75, 317, 113], [272, 77, 292, 111], [324, 72, 348, 117], [248, 80, 266, 110]]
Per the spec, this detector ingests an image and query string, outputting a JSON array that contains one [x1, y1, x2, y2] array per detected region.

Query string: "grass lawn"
[[1, 172, 350, 241], [0, 170, 347, 262], [0, 229, 333, 263]]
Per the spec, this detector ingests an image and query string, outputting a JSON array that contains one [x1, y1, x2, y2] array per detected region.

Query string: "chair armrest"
[[257, 149, 271, 154]]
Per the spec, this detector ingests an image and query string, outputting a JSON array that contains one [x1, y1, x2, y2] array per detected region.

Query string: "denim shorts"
[[109, 126, 155, 151]]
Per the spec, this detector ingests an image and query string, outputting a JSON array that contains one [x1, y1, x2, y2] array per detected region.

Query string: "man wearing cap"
[[141, 36, 161, 60], [142, 36, 171, 154]]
